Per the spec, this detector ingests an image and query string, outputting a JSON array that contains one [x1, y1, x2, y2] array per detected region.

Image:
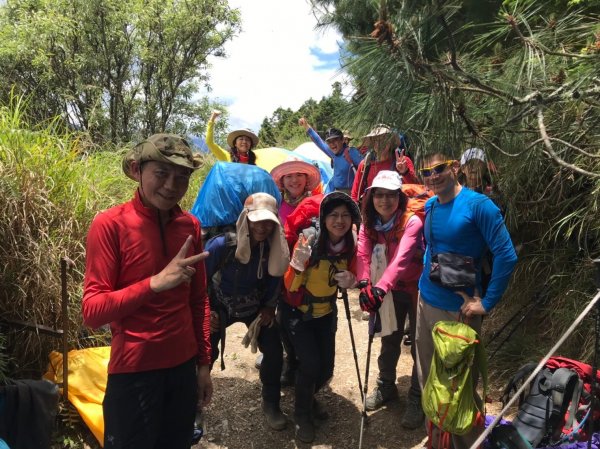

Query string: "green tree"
[[0, 0, 241, 142], [258, 82, 351, 148]]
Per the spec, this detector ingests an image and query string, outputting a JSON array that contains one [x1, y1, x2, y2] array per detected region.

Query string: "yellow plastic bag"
[[44, 347, 110, 447]]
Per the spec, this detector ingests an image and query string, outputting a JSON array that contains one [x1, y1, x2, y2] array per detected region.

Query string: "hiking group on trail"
[[81, 124, 522, 449]]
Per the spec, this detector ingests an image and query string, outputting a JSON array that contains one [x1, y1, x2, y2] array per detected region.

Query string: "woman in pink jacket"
[[356, 170, 425, 429]]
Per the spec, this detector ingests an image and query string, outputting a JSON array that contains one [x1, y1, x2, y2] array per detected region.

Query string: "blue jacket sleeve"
[[473, 198, 517, 311], [307, 128, 335, 159]]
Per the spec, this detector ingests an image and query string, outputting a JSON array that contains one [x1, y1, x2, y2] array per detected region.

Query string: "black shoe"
[[295, 415, 315, 443], [365, 385, 399, 411], [262, 401, 286, 431]]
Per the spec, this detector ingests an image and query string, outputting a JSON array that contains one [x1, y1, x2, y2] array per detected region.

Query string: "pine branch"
[[537, 107, 600, 178]]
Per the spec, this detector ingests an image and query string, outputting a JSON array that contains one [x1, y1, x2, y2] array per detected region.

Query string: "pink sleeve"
[[375, 215, 423, 292], [356, 224, 373, 282]]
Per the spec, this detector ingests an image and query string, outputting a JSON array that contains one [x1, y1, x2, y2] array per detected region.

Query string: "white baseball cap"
[[366, 170, 403, 191]]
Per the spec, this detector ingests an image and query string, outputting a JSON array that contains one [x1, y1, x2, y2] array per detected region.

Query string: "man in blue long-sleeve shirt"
[[299, 117, 363, 193], [415, 152, 517, 449]]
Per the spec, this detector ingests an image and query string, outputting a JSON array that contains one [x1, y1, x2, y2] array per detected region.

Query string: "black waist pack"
[[429, 253, 477, 290]]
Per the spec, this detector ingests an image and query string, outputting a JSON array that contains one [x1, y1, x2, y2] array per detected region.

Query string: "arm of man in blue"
[[306, 127, 335, 159], [470, 197, 518, 312]]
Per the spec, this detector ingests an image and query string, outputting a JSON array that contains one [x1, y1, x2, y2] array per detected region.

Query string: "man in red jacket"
[[82, 134, 212, 449]]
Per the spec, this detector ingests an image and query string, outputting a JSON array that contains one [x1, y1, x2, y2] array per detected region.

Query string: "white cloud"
[[203, 0, 344, 132]]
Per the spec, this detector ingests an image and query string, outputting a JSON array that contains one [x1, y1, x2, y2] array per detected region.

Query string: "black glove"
[[358, 283, 385, 313]]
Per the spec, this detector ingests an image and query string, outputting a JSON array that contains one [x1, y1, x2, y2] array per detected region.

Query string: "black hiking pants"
[[279, 302, 336, 418], [103, 357, 197, 449]]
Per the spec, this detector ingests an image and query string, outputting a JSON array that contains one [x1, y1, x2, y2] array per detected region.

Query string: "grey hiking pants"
[[376, 290, 420, 398], [415, 294, 483, 449]]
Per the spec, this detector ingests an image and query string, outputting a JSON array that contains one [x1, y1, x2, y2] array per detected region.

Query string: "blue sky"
[[201, 0, 347, 132]]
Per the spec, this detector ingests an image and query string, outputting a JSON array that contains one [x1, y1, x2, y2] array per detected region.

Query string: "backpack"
[[403, 183, 433, 224], [422, 321, 487, 442], [205, 231, 263, 370], [491, 356, 600, 448], [284, 194, 324, 250]]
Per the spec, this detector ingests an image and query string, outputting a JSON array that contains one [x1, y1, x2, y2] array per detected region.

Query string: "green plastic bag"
[[422, 320, 487, 435]]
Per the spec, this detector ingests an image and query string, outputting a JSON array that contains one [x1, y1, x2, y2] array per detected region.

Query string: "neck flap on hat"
[[234, 209, 290, 277]]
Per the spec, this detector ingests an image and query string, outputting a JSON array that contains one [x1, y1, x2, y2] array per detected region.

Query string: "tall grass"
[[0, 95, 212, 378]]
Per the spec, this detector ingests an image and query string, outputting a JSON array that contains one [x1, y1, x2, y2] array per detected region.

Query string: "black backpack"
[[490, 357, 598, 449]]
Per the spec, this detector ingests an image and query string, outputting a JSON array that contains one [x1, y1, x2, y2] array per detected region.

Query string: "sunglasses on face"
[[373, 191, 399, 200], [419, 160, 454, 177]]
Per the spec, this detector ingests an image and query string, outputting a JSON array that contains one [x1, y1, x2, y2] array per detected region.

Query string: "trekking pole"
[[487, 289, 550, 360], [359, 311, 379, 449], [487, 286, 550, 354], [339, 287, 364, 402], [588, 258, 600, 449]]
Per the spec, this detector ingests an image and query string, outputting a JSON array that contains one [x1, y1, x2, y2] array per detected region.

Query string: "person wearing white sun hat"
[[356, 170, 425, 429]]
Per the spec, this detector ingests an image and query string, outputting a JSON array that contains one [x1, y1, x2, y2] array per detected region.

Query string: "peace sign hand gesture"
[[150, 235, 209, 293]]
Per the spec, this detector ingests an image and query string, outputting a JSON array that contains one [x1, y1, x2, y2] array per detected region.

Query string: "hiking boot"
[[294, 415, 315, 443], [365, 384, 399, 411], [262, 401, 286, 431], [312, 398, 329, 421], [401, 395, 425, 430]]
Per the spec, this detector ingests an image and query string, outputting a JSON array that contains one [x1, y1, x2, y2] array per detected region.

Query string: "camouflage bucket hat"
[[122, 133, 202, 180]]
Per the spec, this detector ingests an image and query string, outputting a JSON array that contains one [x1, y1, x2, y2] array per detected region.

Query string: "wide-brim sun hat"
[[227, 129, 259, 149], [362, 124, 401, 147], [365, 170, 403, 191], [122, 133, 202, 180], [270, 159, 321, 192]]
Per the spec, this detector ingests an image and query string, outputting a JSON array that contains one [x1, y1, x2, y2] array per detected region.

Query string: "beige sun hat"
[[362, 124, 401, 148], [235, 193, 290, 277], [122, 133, 202, 180], [270, 158, 321, 192], [227, 129, 259, 149]]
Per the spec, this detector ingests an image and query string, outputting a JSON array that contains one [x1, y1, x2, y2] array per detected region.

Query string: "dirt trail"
[[194, 289, 503, 449]]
